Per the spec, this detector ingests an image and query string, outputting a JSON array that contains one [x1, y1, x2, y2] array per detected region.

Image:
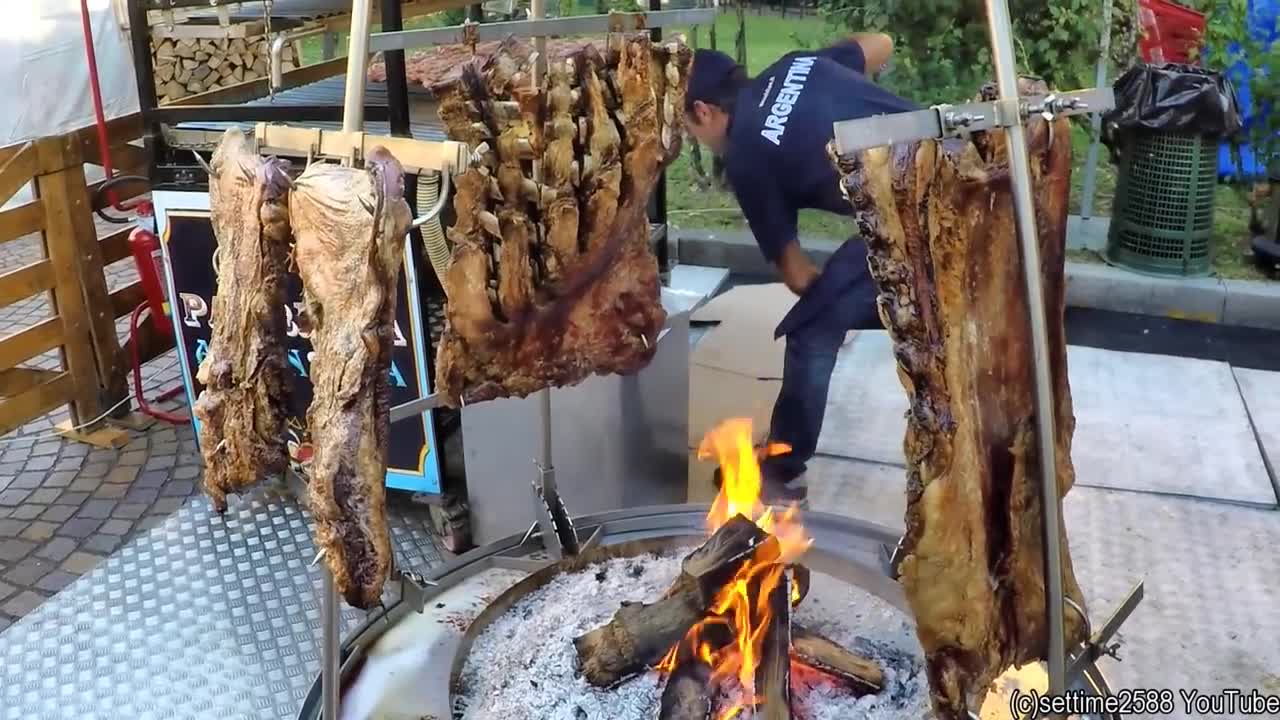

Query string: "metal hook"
[[309, 549, 326, 567], [191, 150, 214, 175]]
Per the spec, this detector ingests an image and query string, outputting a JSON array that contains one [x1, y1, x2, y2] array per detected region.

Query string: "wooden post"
[[32, 136, 128, 448]]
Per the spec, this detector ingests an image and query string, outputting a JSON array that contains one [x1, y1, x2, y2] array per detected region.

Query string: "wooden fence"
[[0, 116, 169, 446]]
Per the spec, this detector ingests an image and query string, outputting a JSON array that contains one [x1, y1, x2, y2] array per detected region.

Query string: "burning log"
[[574, 515, 768, 686], [791, 626, 883, 697], [828, 78, 1089, 718], [659, 662, 713, 720], [755, 568, 793, 720]]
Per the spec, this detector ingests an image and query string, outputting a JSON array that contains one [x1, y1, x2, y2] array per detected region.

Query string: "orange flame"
[[668, 419, 813, 719]]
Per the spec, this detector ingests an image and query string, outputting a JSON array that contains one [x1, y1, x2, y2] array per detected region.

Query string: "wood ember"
[[431, 34, 692, 406], [791, 626, 883, 697], [828, 77, 1089, 719], [659, 661, 713, 720], [194, 129, 292, 512], [289, 148, 413, 609], [574, 515, 767, 686], [755, 568, 793, 720]]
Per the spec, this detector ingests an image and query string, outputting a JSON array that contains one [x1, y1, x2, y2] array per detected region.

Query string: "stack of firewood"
[[151, 35, 300, 103]]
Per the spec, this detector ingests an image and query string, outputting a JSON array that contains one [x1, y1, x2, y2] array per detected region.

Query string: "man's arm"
[[819, 32, 894, 77], [776, 239, 821, 296], [848, 33, 893, 76]]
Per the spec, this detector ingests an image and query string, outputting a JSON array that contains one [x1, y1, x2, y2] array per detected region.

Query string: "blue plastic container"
[[1216, 0, 1278, 179]]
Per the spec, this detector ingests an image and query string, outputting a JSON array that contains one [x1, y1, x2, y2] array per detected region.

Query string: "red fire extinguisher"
[[127, 200, 173, 339]]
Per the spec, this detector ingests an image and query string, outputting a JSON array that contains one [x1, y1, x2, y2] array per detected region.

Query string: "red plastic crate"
[[1137, 0, 1207, 64]]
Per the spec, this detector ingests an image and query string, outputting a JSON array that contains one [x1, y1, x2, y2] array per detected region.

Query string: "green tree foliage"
[[817, 0, 1108, 101]]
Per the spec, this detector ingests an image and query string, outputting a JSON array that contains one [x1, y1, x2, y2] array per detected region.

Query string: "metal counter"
[[460, 288, 699, 546]]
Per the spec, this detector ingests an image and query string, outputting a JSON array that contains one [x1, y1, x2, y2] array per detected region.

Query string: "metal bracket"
[[1065, 580, 1144, 683], [832, 87, 1115, 156], [532, 462, 580, 560]]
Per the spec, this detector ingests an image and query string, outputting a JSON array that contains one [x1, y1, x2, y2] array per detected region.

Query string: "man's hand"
[[777, 240, 821, 296]]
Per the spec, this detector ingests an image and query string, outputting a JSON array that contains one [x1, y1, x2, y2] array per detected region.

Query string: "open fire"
[[573, 419, 886, 719]]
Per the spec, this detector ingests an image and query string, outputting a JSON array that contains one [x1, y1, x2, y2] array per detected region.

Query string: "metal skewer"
[[982, 0, 1067, 706]]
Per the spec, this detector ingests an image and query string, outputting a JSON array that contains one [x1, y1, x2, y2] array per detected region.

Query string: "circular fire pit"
[[298, 505, 1119, 720]]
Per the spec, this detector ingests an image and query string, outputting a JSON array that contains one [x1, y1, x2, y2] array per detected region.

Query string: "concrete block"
[[1067, 214, 1110, 251], [1066, 262, 1226, 322], [1222, 278, 1280, 331]]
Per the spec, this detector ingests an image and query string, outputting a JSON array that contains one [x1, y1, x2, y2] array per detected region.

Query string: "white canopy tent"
[[0, 1, 139, 146], [0, 1, 138, 204]]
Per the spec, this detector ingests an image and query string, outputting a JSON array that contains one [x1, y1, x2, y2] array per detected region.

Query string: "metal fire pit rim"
[[297, 504, 1120, 720]]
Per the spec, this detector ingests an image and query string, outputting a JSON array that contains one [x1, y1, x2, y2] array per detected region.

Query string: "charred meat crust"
[[290, 148, 412, 609], [828, 83, 1086, 718], [433, 34, 692, 407], [194, 128, 293, 513]]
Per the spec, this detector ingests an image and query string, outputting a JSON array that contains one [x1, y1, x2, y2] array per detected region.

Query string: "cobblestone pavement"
[[1, 224, 202, 632]]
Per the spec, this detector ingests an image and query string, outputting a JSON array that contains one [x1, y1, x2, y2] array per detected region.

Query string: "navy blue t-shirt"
[[722, 41, 918, 264]]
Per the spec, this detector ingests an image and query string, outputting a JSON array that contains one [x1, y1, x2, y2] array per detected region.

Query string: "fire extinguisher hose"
[[131, 303, 189, 425]]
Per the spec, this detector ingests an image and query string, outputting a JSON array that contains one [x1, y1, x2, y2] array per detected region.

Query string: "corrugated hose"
[[416, 172, 452, 289]]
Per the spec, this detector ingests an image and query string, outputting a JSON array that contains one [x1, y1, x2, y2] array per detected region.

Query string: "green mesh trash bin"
[[1105, 131, 1217, 277]]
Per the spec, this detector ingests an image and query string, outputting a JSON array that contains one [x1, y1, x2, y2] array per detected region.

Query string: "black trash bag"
[[1103, 63, 1243, 140]]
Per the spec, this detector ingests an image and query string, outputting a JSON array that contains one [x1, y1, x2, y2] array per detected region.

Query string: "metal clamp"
[[932, 103, 987, 136]]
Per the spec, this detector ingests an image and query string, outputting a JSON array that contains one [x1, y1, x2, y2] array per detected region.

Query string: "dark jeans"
[[760, 321, 847, 485], [763, 237, 881, 485]]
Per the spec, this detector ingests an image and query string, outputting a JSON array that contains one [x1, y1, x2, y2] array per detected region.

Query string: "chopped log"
[[659, 662, 713, 720], [182, 58, 198, 70], [188, 81, 205, 94], [232, 66, 245, 82], [193, 65, 212, 81], [676, 514, 770, 606], [195, 50, 210, 62], [156, 40, 175, 61], [790, 626, 883, 697], [161, 80, 185, 100], [176, 66, 192, 84], [574, 515, 767, 686], [755, 568, 792, 720], [156, 63, 175, 83], [829, 78, 1088, 719], [230, 38, 246, 55]]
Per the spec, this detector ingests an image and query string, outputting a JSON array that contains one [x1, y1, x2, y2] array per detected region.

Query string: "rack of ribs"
[[289, 148, 412, 609], [194, 128, 293, 513], [828, 79, 1090, 719], [430, 34, 693, 406]]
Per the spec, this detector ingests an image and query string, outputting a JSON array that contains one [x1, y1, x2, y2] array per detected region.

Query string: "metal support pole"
[[319, 3, 377, 717], [1080, 0, 1114, 221], [321, 568, 341, 720], [343, 0, 375, 134], [126, 0, 161, 170], [983, 0, 1068, 706]]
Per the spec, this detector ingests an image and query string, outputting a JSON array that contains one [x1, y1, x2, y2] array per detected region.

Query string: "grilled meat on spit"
[[431, 34, 693, 406], [829, 79, 1089, 718], [194, 128, 292, 512], [289, 148, 412, 609]]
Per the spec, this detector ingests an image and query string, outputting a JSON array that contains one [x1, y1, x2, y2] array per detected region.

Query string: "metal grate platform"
[[0, 489, 444, 720]]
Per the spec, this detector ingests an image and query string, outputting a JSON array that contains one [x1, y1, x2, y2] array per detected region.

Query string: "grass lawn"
[[299, 11, 1268, 281]]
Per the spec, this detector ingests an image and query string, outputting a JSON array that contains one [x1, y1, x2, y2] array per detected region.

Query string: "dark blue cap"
[[686, 49, 742, 109]]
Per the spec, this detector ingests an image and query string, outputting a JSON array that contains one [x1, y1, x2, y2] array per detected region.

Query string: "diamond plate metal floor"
[[0, 490, 444, 720]]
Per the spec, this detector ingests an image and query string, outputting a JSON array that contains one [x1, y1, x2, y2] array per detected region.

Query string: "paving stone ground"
[[0, 225, 202, 632]]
